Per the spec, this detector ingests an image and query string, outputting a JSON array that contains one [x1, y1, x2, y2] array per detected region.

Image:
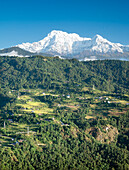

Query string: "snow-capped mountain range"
[[0, 30, 129, 60], [17, 30, 129, 55]]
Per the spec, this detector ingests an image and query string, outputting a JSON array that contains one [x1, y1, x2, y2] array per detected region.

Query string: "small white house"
[[106, 127, 109, 131], [67, 95, 70, 98]]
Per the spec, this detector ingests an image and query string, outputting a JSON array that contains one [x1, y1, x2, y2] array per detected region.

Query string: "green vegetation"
[[0, 56, 129, 169]]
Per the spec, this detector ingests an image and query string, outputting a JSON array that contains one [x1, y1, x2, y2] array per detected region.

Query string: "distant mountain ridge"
[[0, 47, 53, 58], [0, 30, 129, 60], [0, 47, 34, 57]]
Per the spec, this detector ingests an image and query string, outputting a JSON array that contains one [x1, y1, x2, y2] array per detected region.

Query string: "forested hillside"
[[0, 56, 129, 93], [0, 56, 129, 170]]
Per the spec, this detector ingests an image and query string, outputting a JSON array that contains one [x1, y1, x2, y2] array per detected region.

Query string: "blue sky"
[[0, 0, 129, 49]]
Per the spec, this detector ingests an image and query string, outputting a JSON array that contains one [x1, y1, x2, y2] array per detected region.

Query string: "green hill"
[[0, 56, 129, 93], [0, 56, 129, 170]]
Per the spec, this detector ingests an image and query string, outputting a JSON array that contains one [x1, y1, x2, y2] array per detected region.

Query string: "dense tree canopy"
[[0, 56, 129, 93]]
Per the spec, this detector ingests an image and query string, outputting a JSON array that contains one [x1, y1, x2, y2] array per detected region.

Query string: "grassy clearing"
[[12, 123, 27, 128], [84, 94, 93, 99], [82, 87, 89, 91], [32, 108, 54, 114], [18, 95, 31, 100], [18, 107, 54, 114], [16, 103, 33, 109], [112, 100, 128, 104], [93, 89, 104, 94], [66, 105, 78, 110], [27, 101, 46, 106], [108, 109, 127, 116], [90, 104, 97, 108], [85, 115, 94, 119]]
